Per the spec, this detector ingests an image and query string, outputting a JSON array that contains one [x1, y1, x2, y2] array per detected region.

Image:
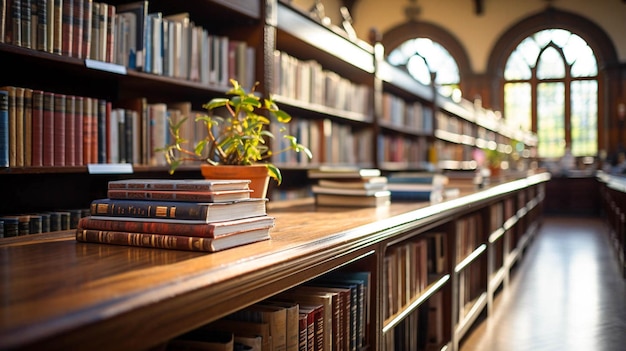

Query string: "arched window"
[[388, 38, 461, 98], [504, 29, 598, 158]]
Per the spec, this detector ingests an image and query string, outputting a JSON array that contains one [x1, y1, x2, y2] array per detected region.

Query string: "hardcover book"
[[314, 191, 391, 208], [307, 167, 381, 179], [0, 89, 8, 167], [75, 226, 271, 252], [108, 178, 251, 192], [106, 188, 254, 202], [89, 198, 268, 223], [78, 215, 275, 238]]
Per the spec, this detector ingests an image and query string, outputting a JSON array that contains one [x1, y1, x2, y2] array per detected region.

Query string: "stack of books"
[[308, 167, 390, 207], [75, 179, 274, 252], [387, 171, 459, 202]]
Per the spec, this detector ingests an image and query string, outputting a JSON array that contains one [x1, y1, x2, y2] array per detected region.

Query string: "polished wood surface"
[[0, 173, 549, 351], [460, 216, 626, 351]]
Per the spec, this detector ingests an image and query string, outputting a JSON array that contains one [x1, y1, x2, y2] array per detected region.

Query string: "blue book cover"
[[0, 90, 9, 167]]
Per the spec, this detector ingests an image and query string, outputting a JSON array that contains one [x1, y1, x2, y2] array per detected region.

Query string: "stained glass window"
[[504, 29, 598, 158], [388, 38, 460, 97]]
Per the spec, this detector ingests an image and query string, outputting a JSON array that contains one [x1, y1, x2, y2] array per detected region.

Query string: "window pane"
[[571, 80, 598, 156], [505, 50, 532, 80], [537, 46, 565, 79], [537, 82, 565, 158], [571, 46, 598, 77], [407, 55, 431, 85], [504, 82, 531, 131], [388, 38, 460, 96]]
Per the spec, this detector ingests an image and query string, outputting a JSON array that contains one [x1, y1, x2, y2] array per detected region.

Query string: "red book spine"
[[64, 95, 76, 166], [31, 90, 44, 167], [105, 4, 115, 63], [72, 0, 83, 58], [53, 93, 66, 166], [42, 92, 54, 166], [74, 96, 84, 166], [82, 97, 91, 164], [78, 216, 218, 237], [105, 101, 111, 163], [90, 97, 98, 163], [61, 0, 73, 57]]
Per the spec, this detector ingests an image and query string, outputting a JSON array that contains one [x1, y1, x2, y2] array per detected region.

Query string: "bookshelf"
[[0, 172, 549, 351], [598, 172, 626, 278]]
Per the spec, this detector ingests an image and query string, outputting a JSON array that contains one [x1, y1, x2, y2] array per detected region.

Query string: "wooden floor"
[[460, 215, 626, 351]]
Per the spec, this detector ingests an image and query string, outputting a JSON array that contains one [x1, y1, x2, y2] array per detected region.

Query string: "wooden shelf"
[[0, 173, 549, 351]]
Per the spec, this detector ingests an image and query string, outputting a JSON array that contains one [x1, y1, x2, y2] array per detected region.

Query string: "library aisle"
[[460, 216, 626, 351]]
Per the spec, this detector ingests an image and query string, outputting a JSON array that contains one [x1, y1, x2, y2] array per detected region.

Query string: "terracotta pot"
[[200, 164, 270, 198]]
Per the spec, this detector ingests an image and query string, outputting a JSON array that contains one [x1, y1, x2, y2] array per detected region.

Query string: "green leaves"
[[161, 79, 313, 185]]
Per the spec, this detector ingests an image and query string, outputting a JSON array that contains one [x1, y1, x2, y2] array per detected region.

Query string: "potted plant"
[[160, 79, 312, 198]]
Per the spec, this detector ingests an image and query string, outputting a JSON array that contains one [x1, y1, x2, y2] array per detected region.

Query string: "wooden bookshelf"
[[598, 172, 626, 278], [0, 172, 549, 351]]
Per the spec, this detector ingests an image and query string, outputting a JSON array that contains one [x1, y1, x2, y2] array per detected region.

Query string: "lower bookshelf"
[[0, 172, 549, 351]]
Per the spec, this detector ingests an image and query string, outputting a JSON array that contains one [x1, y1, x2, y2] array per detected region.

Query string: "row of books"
[[383, 291, 446, 351], [0, 208, 88, 237], [308, 167, 391, 208], [76, 178, 274, 252], [1, 0, 256, 89], [161, 270, 371, 351], [271, 117, 373, 167], [380, 92, 434, 132], [377, 133, 429, 167], [0, 86, 205, 168], [272, 50, 371, 115]]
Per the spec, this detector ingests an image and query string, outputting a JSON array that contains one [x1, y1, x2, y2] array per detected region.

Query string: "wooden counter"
[[0, 172, 550, 351]]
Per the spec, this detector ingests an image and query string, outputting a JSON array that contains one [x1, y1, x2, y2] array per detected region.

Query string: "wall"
[[291, 0, 626, 74]]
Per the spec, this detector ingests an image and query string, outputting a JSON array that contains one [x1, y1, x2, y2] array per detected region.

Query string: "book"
[[107, 179, 251, 192], [106, 188, 253, 202], [42, 91, 54, 166], [314, 191, 391, 208], [307, 167, 381, 179], [0, 89, 8, 167], [116, 0, 148, 70], [311, 185, 385, 197], [297, 304, 324, 351], [228, 303, 287, 351], [264, 300, 300, 351], [77, 215, 275, 238], [316, 176, 388, 191], [276, 289, 333, 351], [75, 226, 271, 252], [89, 198, 268, 223], [167, 330, 234, 351], [53, 93, 65, 166], [30, 89, 43, 166], [207, 319, 271, 351], [0, 86, 16, 167]]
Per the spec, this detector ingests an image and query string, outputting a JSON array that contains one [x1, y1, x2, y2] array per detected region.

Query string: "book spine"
[[20, 0, 30, 49], [61, 0, 72, 56], [81, 0, 92, 59], [23, 88, 32, 166], [14, 87, 24, 167], [78, 216, 218, 237], [106, 189, 227, 202], [105, 4, 114, 63], [52, 0, 62, 54], [74, 96, 83, 165], [5, 86, 16, 167], [97, 98, 106, 163], [29, 90, 44, 166], [36, 0, 47, 51], [53, 93, 65, 166], [89, 96, 97, 163], [0, 90, 8, 167], [11, 0, 22, 47], [64, 94, 75, 166], [42, 91, 54, 166], [75, 228, 216, 252], [71, 0, 82, 58], [89, 199, 210, 221], [81, 96, 91, 164]]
